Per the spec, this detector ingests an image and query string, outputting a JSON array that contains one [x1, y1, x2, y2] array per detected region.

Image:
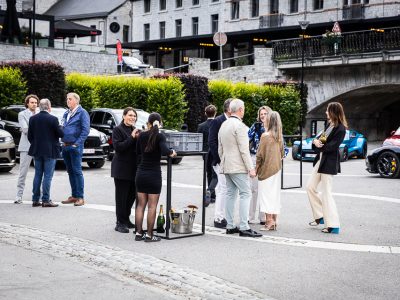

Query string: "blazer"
[[111, 123, 138, 181], [208, 114, 227, 166], [218, 116, 253, 174], [197, 118, 214, 152], [61, 106, 90, 147], [28, 111, 64, 159], [312, 123, 346, 175], [18, 109, 35, 152]]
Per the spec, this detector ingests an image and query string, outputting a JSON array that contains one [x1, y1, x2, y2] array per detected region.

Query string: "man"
[[197, 104, 217, 206], [14, 95, 39, 204], [61, 92, 90, 206], [218, 99, 262, 237], [208, 99, 231, 228], [28, 99, 64, 207]]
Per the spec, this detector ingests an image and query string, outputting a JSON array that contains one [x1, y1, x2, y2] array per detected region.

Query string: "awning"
[[54, 20, 102, 38]]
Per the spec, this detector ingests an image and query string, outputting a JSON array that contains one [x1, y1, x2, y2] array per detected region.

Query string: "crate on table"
[[164, 132, 203, 152]]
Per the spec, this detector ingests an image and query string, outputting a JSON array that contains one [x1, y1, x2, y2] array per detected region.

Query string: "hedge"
[[0, 67, 27, 107]]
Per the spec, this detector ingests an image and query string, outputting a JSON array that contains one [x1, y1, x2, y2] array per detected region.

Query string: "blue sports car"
[[292, 129, 368, 162]]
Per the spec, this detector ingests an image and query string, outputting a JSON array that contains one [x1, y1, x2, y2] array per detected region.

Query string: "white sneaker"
[[14, 198, 23, 204]]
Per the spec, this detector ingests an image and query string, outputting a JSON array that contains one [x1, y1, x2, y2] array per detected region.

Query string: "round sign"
[[110, 22, 120, 33], [213, 32, 227, 46]]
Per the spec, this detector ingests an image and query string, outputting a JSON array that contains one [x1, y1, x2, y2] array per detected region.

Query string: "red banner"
[[116, 40, 123, 63]]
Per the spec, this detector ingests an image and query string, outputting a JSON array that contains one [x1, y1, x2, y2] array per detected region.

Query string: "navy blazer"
[[197, 118, 213, 152], [111, 123, 138, 181], [208, 114, 227, 166], [28, 111, 64, 159], [312, 123, 346, 175]]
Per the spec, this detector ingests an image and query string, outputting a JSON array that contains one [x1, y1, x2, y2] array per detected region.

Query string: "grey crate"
[[164, 132, 203, 152]]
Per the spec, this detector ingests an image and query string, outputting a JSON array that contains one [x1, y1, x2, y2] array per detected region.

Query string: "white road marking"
[[283, 172, 375, 177]]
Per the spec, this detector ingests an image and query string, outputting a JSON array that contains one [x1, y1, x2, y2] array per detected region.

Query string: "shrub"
[[0, 61, 65, 106], [0, 67, 27, 107], [208, 80, 234, 113], [66, 73, 99, 109]]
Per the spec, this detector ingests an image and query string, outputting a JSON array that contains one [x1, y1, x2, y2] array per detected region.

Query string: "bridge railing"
[[271, 27, 400, 61]]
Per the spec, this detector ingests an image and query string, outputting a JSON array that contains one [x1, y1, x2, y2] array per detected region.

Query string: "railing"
[[271, 27, 400, 61], [342, 4, 365, 20], [259, 13, 284, 28]]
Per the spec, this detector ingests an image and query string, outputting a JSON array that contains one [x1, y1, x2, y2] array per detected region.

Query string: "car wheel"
[[87, 161, 105, 169], [339, 146, 348, 162], [376, 151, 400, 179], [0, 167, 13, 172], [171, 157, 182, 165], [292, 145, 299, 160], [359, 143, 367, 159]]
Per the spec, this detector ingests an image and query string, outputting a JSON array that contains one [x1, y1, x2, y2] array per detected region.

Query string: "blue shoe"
[[322, 227, 340, 234], [309, 217, 324, 226]]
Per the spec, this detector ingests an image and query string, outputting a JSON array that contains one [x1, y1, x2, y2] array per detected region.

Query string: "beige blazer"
[[218, 116, 253, 174]]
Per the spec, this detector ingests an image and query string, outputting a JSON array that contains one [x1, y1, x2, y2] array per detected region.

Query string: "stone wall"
[[0, 43, 118, 74]]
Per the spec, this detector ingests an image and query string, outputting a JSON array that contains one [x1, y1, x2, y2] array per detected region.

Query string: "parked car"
[[122, 57, 151, 73], [89, 108, 183, 164], [0, 105, 109, 168], [383, 126, 400, 147], [0, 128, 16, 172], [366, 146, 400, 178], [292, 129, 368, 162]]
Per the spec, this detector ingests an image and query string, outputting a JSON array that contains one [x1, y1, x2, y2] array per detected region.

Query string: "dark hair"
[[145, 112, 162, 153], [121, 107, 137, 123], [205, 105, 216, 118], [24, 94, 39, 108], [327, 102, 348, 128]]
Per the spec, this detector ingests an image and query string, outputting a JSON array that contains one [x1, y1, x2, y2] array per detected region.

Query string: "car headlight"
[[100, 133, 108, 144], [2, 136, 13, 142]]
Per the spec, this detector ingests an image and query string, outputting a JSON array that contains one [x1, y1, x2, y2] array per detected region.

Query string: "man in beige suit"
[[218, 99, 262, 238]]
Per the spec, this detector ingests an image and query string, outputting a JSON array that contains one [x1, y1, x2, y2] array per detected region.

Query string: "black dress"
[[135, 131, 173, 194]]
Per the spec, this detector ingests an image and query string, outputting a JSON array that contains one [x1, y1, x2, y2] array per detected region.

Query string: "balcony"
[[259, 14, 284, 28], [342, 4, 365, 20]]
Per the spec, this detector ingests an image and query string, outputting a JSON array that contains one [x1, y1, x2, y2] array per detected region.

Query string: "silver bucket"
[[170, 210, 196, 234]]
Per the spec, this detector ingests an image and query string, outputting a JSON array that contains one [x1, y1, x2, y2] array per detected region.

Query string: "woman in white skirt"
[[256, 111, 284, 231]]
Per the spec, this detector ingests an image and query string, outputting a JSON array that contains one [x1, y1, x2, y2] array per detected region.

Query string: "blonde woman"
[[256, 111, 284, 231]]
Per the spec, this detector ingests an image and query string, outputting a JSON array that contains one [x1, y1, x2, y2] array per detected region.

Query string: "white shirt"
[[67, 105, 80, 122]]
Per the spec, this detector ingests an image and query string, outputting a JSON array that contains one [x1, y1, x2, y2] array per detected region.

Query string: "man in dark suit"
[[28, 99, 64, 207], [208, 98, 232, 228], [197, 105, 217, 206]]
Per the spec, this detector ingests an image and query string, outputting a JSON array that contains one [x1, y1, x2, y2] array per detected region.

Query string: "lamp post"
[[32, 0, 36, 62]]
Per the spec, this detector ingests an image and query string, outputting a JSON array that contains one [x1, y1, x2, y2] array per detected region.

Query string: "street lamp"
[[32, 0, 36, 62]]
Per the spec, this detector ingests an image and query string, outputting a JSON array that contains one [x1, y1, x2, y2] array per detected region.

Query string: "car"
[[122, 57, 151, 73], [89, 108, 183, 164], [0, 105, 109, 169], [0, 128, 16, 172], [383, 126, 400, 147], [366, 146, 400, 178], [292, 129, 368, 162]]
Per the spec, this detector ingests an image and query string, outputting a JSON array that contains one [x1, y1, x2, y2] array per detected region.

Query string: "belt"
[[63, 142, 74, 146]]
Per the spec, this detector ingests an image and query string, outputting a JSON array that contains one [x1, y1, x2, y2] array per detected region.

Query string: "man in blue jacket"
[[61, 92, 90, 206]]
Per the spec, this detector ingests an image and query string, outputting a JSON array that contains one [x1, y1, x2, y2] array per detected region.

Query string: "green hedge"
[[0, 67, 27, 107]]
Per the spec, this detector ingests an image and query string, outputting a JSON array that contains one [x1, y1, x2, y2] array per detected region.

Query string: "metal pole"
[[219, 45, 223, 70], [299, 28, 306, 188], [32, 0, 36, 62]]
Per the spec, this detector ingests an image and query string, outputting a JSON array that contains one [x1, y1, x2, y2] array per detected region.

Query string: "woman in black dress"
[[111, 107, 140, 233], [135, 112, 176, 242]]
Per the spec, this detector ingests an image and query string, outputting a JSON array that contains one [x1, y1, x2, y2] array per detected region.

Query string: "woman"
[[256, 111, 284, 231], [135, 112, 176, 242], [111, 107, 140, 233], [306, 102, 347, 234], [248, 106, 272, 225]]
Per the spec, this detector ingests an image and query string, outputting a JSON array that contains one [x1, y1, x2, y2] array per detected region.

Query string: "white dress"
[[257, 170, 282, 214]]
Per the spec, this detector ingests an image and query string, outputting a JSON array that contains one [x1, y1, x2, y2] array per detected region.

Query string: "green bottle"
[[156, 205, 165, 233]]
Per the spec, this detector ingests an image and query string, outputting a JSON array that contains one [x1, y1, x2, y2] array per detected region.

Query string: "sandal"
[[321, 227, 340, 234], [309, 217, 324, 226], [144, 234, 161, 243]]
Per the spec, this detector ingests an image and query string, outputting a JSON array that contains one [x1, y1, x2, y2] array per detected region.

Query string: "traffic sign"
[[332, 22, 341, 33], [213, 32, 227, 46]]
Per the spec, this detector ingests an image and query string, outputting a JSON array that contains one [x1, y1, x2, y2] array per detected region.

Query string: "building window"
[[123, 25, 129, 43], [192, 17, 198, 35], [193, 0, 199, 5], [176, 0, 182, 8], [159, 0, 166, 11], [68, 37, 74, 44], [90, 25, 96, 43], [290, 0, 298, 13], [159, 21, 166, 39], [211, 14, 218, 33], [313, 0, 323, 10], [144, 0, 151, 12], [250, 0, 259, 17], [144, 23, 150, 40], [231, 0, 239, 20], [270, 0, 279, 13], [175, 19, 182, 37]]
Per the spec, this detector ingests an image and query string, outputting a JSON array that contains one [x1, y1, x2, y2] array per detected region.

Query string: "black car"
[[366, 146, 400, 178], [0, 105, 109, 168]]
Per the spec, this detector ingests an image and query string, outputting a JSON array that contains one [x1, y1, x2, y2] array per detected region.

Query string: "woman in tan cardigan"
[[256, 111, 284, 231]]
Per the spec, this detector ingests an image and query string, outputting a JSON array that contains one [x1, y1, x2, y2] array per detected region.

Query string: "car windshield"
[[51, 107, 68, 124], [111, 109, 149, 130], [123, 57, 143, 66]]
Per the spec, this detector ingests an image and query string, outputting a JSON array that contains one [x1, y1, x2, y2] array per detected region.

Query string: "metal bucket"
[[170, 210, 196, 234]]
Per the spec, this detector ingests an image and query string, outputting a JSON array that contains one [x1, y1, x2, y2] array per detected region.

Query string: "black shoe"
[[260, 221, 266, 225], [239, 229, 262, 238], [210, 198, 216, 203], [134, 232, 145, 241], [126, 221, 135, 229], [32, 201, 42, 207], [204, 191, 211, 207], [226, 227, 239, 234], [214, 219, 227, 229], [115, 223, 129, 233], [42, 201, 59, 207]]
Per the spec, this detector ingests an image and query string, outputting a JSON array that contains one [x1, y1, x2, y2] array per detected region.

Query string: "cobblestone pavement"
[[0, 222, 272, 300]]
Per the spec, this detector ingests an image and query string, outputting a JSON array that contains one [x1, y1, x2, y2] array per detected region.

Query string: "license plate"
[[83, 148, 95, 154], [305, 153, 316, 158]]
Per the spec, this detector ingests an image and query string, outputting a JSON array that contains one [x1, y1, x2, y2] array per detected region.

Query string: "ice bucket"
[[170, 210, 196, 234]]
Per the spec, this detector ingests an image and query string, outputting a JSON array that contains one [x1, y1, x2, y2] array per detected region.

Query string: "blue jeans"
[[32, 157, 56, 202], [62, 145, 84, 199], [224, 173, 251, 231]]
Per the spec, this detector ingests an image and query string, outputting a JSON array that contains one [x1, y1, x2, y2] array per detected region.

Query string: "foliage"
[[0, 67, 27, 107], [208, 80, 234, 114], [66, 73, 99, 110]]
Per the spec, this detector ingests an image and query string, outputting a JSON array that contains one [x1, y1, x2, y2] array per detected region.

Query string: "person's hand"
[[249, 169, 256, 178], [131, 128, 140, 138], [313, 139, 324, 148], [169, 150, 177, 158]]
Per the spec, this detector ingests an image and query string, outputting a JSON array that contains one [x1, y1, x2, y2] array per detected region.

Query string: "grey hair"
[[229, 98, 244, 113], [67, 92, 80, 103], [223, 98, 233, 113], [39, 98, 51, 111]]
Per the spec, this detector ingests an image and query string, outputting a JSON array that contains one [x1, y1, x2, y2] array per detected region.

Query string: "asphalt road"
[[0, 147, 399, 300]]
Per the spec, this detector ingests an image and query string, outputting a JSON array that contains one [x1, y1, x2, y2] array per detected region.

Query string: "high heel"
[[260, 223, 276, 231], [321, 227, 340, 234], [309, 217, 324, 226]]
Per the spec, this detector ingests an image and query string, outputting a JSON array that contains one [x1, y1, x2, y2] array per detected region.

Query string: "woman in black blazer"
[[111, 107, 140, 233], [306, 102, 347, 234]]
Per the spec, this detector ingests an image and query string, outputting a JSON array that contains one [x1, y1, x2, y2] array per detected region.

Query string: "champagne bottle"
[[319, 132, 327, 144], [156, 205, 165, 233]]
